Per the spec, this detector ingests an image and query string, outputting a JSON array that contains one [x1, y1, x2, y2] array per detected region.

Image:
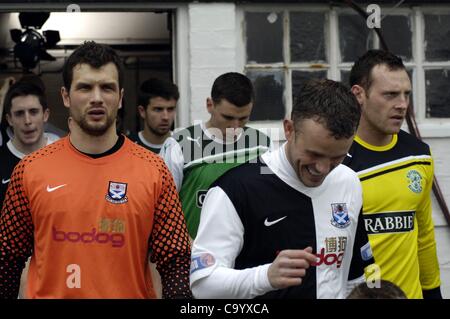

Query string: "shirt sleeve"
[[150, 158, 192, 299], [190, 186, 274, 299], [0, 160, 34, 299], [160, 137, 184, 191], [416, 156, 441, 293]]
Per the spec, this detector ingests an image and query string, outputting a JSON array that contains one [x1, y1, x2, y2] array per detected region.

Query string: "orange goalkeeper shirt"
[[0, 136, 191, 299]]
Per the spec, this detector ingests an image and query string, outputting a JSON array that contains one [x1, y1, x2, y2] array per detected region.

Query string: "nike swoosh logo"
[[47, 184, 67, 192], [264, 216, 287, 227], [2, 178, 10, 184]]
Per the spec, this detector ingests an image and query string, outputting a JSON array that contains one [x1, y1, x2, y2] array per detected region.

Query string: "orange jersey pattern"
[[0, 136, 191, 299]]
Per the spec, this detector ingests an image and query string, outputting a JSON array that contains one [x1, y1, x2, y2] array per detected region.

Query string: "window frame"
[[238, 4, 450, 138]]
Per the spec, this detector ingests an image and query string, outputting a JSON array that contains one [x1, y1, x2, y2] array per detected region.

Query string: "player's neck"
[[12, 135, 47, 155], [142, 127, 168, 145], [69, 122, 119, 154], [356, 122, 393, 147]]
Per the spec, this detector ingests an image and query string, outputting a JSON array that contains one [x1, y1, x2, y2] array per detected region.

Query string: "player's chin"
[[21, 135, 39, 145], [156, 127, 170, 135], [88, 121, 108, 131], [82, 122, 110, 136], [304, 179, 324, 188], [301, 169, 325, 187], [384, 126, 402, 135]]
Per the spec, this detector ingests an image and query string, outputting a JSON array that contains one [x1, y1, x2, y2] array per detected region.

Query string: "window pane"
[[290, 12, 326, 62], [426, 69, 450, 118], [246, 12, 283, 63], [247, 70, 285, 121], [381, 15, 412, 61], [292, 70, 328, 100], [339, 14, 372, 62], [340, 70, 351, 87], [424, 14, 450, 61]]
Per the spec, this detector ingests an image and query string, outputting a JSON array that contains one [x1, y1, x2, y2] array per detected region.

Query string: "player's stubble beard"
[[148, 125, 170, 137], [71, 108, 118, 137]]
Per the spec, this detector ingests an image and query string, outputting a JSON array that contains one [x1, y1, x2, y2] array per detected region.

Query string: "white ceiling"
[[0, 12, 170, 47]]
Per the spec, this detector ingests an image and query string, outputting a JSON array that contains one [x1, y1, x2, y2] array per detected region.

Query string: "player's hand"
[[267, 247, 316, 289]]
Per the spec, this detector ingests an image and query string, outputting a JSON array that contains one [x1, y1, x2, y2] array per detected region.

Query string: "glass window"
[[424, 14, 450, 61], [381, 15, 412, 61], [290, 12, 326, 62], [426, 69, 450, 118], [292, 70, 328, 100], [243, 7, 450, 129], [245, 12, 283, 63], [247, 70, 285, 121], [340, 70, 351, 87], [339, 14, 372, 62]]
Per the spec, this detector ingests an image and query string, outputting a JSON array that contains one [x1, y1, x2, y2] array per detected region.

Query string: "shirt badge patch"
[[361, 242, 373, 261], [105, 181, 128, 204], [407, 169, 423, 193], [331, 203, 350, 228], [190, 253, 216, 274]]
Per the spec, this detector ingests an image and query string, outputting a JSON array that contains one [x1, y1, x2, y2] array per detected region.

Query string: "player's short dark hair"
[[347, 280, 407, 299], [4, 81, 48, 115], [292, 79, 360, 139], [138, 78, 179, 109], [18, 74, 46, 92], [211, 72, 254, 107], [62, 41, 124, 91], [349, 50, 406, 91]]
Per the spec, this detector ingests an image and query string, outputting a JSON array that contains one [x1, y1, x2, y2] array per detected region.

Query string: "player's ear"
[[283, 119, 295, 141], [5, 113, 13, 127], [351, 85, 365, 106], [61, 87, 70, 109], [118, 88, 124, 110], [138, 105, 146, 119], [43, 108, 50, 123], [206, 98, 214, 114]]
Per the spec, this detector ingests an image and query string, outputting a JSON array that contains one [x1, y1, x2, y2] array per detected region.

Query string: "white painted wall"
[[425, 138, 450, 227], [424, 138, 450, 298], [435, 226, 450, 298], [187, 3, 238, 123]]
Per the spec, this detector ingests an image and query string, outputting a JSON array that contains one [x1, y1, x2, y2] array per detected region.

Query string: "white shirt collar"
[[138, 131, 165, 149], [7, 134, 56, 159]]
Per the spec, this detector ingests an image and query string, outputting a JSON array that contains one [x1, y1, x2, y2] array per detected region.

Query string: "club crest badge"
[[105, 181, 128, 204], [331, 203, 350, 228], [407, 170, 423, 193]]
